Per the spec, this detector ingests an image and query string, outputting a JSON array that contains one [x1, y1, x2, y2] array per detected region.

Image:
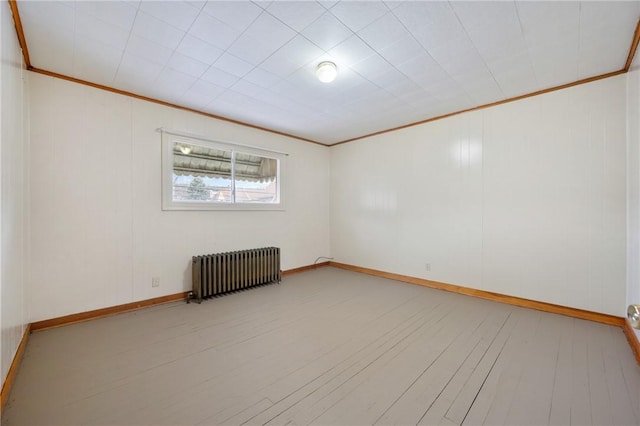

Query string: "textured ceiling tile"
[[276, 35, 325, 68], [396, 54, 445, 82], [115, 54, 164, 88], [200, 66, 240, 89], [378, 36, 425, 65], [451, 1, 518, 34], [138, 1, 201, 32], [396, 86, 431, 105], [486, 52, 537, 86], [517, 1, 580, 48], [329, 35, 376, 66], [243, 12, 297, 47], [243, 68, 283, 90], [260, 54, 302, 78], [155, 68, 198, 98], [25, 25, 75, 74], [179, 89, 219, 110], [166, 52, 209, 79], [266, 1, 327, 32], [392, 1, 461, 50], [202, 1, 263, 32], [350, 54, 394, 80], [251, 1, 273, 11], [226, 33, 278, 65], [581, 1, 640, 29], [176, 35, 224, 65], [75, 1, 137, 30], [422, 77, 469, 102], [214, 53, 255, 78], [329, 1, 389, 33], [132, 11, 185, 50], [18, 0, 640, 144], [73, 36, 122, 84], [230, 79, 276, 103], [75, 10, 130, 51], [125, 35, 173, 66], [318, 1, 339, 10], [384, 1, 404, 11], [20, 1, 76, 31], [189, 12, 242, 51], [428, 35, 485, 77], [384, 78, 424, 97], [216, 89, 257, 107], [368, 68, 410, 89], [301, 13, 353, 51], [470, 29, 529, 65], [187, 79, 226, 100], [357, 12, 408, 52]]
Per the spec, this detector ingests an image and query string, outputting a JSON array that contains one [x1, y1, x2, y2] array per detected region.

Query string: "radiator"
[[190, 247, 281, 303]]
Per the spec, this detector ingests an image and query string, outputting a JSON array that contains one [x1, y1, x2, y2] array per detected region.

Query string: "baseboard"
[[30, 263, 330, 332], [282, 261, 329, 276], [328, 261, 625, 327], [623, 319, 640, 365], [31, 292, 190, 332], [1, 324, 31, 410]]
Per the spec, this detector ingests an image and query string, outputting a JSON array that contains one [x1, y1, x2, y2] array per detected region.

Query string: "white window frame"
[[161, 129, 286, 211]]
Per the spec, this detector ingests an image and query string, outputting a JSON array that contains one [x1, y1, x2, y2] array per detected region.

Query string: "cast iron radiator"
[[190, 247, 281, 303]]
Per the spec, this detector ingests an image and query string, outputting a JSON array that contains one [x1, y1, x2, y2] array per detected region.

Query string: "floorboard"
[[2, 267, 639, 426]]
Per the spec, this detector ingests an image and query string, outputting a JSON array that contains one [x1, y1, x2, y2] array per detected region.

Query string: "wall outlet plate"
[[152, 277, 160, 288]]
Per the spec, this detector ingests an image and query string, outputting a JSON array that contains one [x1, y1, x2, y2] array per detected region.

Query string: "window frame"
[[161, 130, 286, 211]]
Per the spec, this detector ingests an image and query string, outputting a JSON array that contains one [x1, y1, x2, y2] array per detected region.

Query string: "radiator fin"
[[191, 247, 281, 303]]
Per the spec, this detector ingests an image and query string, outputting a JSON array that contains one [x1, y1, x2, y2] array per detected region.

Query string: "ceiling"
[[15, 1, 640, 145]]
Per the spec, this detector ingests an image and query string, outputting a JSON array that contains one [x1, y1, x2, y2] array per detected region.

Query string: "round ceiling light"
[[316, 61, 337, 83]]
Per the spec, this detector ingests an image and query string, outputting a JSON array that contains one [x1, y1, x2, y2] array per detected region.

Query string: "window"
[[161, 130, 285, 210]]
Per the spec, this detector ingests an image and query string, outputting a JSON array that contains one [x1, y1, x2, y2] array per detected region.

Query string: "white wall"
[[25, 55, 634, 322], [331, 76, 627, 316], [627, 51, 640, 337], [1, 1, 29, 388], [28, 73, 330, 322]]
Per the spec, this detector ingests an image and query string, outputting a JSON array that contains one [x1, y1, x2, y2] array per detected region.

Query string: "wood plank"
[[461, 309, 543, 425], [4, 268, 640, 426], [234, 294, 460, 425], [587, 323, 615, 425], [329, 262, 625, 326], [307, 298, 490, 425], [417, 306, 516, 426], [569, 319, 593, 425], [502, 313, 566, 424], [380, 304, 512, 425], [601, 326, 639, 425], [548, 315, 573, 425]]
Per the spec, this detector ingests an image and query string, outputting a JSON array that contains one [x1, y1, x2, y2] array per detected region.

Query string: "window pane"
[[234, 153, 278, 203], [172, 142, 232, 203]]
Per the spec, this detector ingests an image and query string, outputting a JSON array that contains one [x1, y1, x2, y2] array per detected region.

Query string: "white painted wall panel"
[[627, 52, 640, 338], [331, 76, 627, 316], [29, 73, 330, 322], [1, 0, 29, 387]]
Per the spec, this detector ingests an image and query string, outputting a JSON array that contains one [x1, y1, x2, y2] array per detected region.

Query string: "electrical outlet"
[[425, 263, 431, 272], [152, 277, 160, 288]]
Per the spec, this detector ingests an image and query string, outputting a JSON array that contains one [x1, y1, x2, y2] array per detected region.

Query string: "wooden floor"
[[3, 267, 640, 425]]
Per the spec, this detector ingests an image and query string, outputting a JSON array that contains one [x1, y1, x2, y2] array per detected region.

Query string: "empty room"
[[3, 0, 640, 424]]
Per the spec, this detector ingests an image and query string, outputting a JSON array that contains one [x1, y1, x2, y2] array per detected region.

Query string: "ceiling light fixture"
[[316, 61, 337, 83]]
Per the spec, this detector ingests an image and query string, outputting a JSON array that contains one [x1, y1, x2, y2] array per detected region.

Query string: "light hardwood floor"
[[3, 267, 640, 425]]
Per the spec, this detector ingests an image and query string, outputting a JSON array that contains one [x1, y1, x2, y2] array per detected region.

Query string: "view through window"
[[162, 133, 284, 210]]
